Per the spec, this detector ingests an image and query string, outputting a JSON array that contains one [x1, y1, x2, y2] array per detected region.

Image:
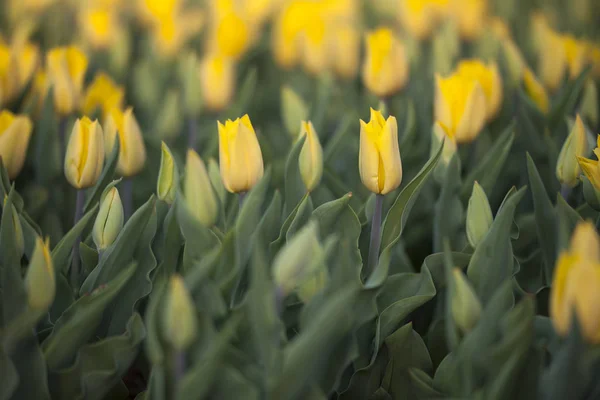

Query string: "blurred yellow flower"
[[550, 222, 600, 343], [199, 53, 236, 112], [398, 0, 449, 40], [332, 25, 360, 79], [578, 135, 600, 191], [64, 117, 105, 189], [0, 110, 33, 179], [80, 7, 119, 49], [362, 27, 409, 97], [104, 107, 147, 177], [455, 59, 503, 121], [138, 0, 180, 25], [82, 72, 125, 119], [152, 11, 205, 58], [46, 46, 88, 116], [451, 0, 487, 41], [0, 40, 38, 105], [523, 67, 549, 114], [209, 9, 251, 60]]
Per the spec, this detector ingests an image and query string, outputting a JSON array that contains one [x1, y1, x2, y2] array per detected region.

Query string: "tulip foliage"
[[1, 0, 600, 399]]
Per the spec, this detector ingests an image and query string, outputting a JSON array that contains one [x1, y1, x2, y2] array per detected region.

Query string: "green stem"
[[173, 351, 186, 395], [71, 189, 85, 290], [238, 191, 247, 211], [122, 178, 133, 221], [367, 194, 384, 278], [187, 117, 197, 151]]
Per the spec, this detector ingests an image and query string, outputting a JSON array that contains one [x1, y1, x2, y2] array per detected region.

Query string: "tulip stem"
[[173, 350, 186, 395], [367, 194, 384, 278], [238, 191, 247, 211], [187, 118, 197, 151], [71, 189, 85, 290], [122, 179, 133, 221], [59, 117, 68, 164], [560, 184, 572, 203]]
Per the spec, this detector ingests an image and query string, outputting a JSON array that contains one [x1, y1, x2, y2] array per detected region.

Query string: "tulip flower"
[[398, 0, 448, 40], [0, 40, 38, 105], [82, 72, 125, 119], [217, 114, 264, 194], [298, 121, 323, 193], [332, 25, 360, 79], [0, 110, 33, 179], [359, 108, 402, 195], [64, 117, 105, 189], [362, 27, 409, 97], [79, 6, 120, 49], [207, 8, 251, 61], [46, 46, 88, 116], [24, 236, 55, 311], [183, 149, 218, 227], [434, 72, 486, 143], [550, 222, 600, 343], [271, 0, 308, 69], [299, 14, 330, 76], [466, 181, 493, 248], [455, 59, 503, 121], [14, 41, 39, 94], [104, 107, 147, 178], [92, 187, 124, 251], [451, 0, 487, 41], [157, 142, 179, 205], [556, 115, 589, 188], [137, 0, 181, 25], [523, 68, 550, 114], [0, 43, 14, 106], [199, 53, 235, 112], [578, 135, 600, 191], [163, 274, 197, 351], [152, 11, 204, 58]]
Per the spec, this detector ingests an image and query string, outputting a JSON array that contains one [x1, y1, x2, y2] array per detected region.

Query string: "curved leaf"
[[52, 204, 99, 274]]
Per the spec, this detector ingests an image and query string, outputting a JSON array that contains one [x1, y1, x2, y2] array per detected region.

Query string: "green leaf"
[[42, 262, 137, 370], [284, 135, 307, 214], [582, 174, 600, 211], [144, 269, 167, 366], [225, 68, 257, 119], [256, 190, 282, 244], [311, 193, 353, 238], [32, 87, 61, 182], [7, 335, 51, 400], [548, 67, 591, 128], [286, 194, 313, 240], [433, 155, 464, 252], [83, 141, 121, 213], [323, 114, 354, 162], [310, 74, 333, 133], [270, 194, 308, 254], [0, 347, 18, 400]]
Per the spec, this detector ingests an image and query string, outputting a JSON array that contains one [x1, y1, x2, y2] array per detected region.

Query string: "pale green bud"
[[163, 275, 197, 350], [93, 187, 124, 250], [556, 115, 589, 188], [580, 79, 598, 128], [155, 90, 183, 141], [207, 157, 226, 205], [298, 121, 323, 192], [466, 181, 493, 248], [25, 237, 55, 310], [157, 142, 179, 205], [450, 268, 482, 333], [281, 85, 308, 136], [183, 149, 218, 227], [500, 39, 525, 88], [178, 52, 203, 117]]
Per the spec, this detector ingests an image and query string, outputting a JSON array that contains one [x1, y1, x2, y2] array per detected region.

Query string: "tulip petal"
[[456, 80, 486, 143]]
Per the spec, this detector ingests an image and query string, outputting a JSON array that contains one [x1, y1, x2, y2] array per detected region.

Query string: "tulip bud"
[[332, 25, 360, 79], [281, 85, 308, 136], [466, 182, 493, 248], [82, 72, 125, 120], [557, 115, 589, 187], [178, 52, 203, 117], [3, 195, 24, 257], [454, 59, 503, 121], [0, 110, 33, 179], [24, 236, 55, 311], [298, 121, 323, 193], [217, 114, 264, 193], [501, 38, 526, 87], [64, 117, 105, 189], [359, 108, 403, 195], [154, 90, 183, 140], [163, 274, 197, 351], [434, 72, 486, 143], [157, 142, 179, 205], [46, 46, 88, 115], [199, 53, 235, 112], [104, 107, 147, 178], [523, 68, 550, 114], [578, 135, 600, 191], [362, 27, 409, 97], [273, 221, 324, 297], [92, 187, 124, 250], [183, 149, 218, 227], [450, 268, 482, 333], [581, 80, 598, 128]]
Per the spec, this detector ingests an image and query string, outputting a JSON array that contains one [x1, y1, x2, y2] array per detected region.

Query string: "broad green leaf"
[[225, 68, 257, 119], [323, 114, 354, 162], [548, 67, 591, 129], [0, 347, 18, 400], [284, 135, 307, 214], [286, 194, 313, 240], [256, 190, 282, 245], [270, 193, 309, 254], [433, 155, 464, 252], [52, 204, 99, 274]]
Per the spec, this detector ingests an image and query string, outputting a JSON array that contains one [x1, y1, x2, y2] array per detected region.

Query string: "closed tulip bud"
[[550, 222, 600, 343], [450, 268, 482, 333], [163, 274, 197, 350], [92, 187, 124, 250], [359, 108, 402, 195], [466, 182, 493, 248], [0, 110, 33, 179], [178, 52, 203, 117], [64, 117, 105, 189], [25, 236, 55, 311], [151, 11, 204, 59], [537, 29, 566, 92], [104, 107, 147, 177], [218, 114, 264, 193], [82, 72, 125, 120], [46, 46, 88, 116], [578, 135, 600, 191], [332, 25, 360, 79], [581, 80, 598, 128], [273, 221, 324, 297], [501, 39, 526, 87], [455, 59, 503, 121], [362, 28, 409, 97], [434, 72, 486, 143], [557, 115, 589, 188], [154, 90, 183, 140], [523, 68, 550, 114], [3, 196, 24, 257], [157, 142, 179, 205], [298, 121, 323, 192], [281, 85, 308, 136], [184, 149, 218, 227], [199, 53, 235, 112]]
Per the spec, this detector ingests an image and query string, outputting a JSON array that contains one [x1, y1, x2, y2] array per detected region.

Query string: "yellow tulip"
[[359, 108, 402, 195], [218, 114, 264, 193], [198, 53, 235, 112], [332, 25, 360, 79], [523, 67, 550, 114], [299, 14, 329, 75], [578, 135, 600, 191], [80, 6, 119, 49], [0, 43, 13, 105], [398, 0, 449, 40], [455, 59, 503, 121], [24, 236, 55, 311], [590, 45, 600, 79], [271, 1, 307, 69], [0, 110, 33, 179], [451, 0, 487, 41], [152, 11, 204, 59], [137, 0, 180, 25], [563, 34, 589, 79], [208, 10, 251, 61], [501, 38, 526, 86], [82, 72, 125, 119], [64, 117, 105, 189], [46, 46, 89, 116], [184, 149, 218, 227], [556, 115, 589, 188], [14, 41, 39, 92], [163, 274, 197, 351], [298, 121, 323, 193], [104, 107, 147, 178], [550, 222, 600, 343], [362, 27, 409, 97], [537, 28, 589, 91], [434, 72, 486, 143]]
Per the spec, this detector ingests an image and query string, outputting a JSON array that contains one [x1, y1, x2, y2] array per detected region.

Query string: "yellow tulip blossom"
[[0, 110, 33, 179], [362, 27, 409, 97], [434, 72, 486, 143], [198, 53, 235, 112], [0, 40, 38, 105], [359, 108, 402, 195], [152, 11, 205, 58], [550, 222, 600, 343], [523, 67, 550, 114], [137, 0, 181, 25], [455, 59, 503, 121], [563, 34, 589, 79], [80, 6, 119, 49], [398, 0, 449, 40], [0, 42, 12, 105], [46, 46, 89, 116], [104, 107, 147, 178], [24, 236, 55, 311], [298, 121, 323, 192], [218, 114, 264, 193], [209, 10, 251, 61], [271, 0, 311, 68], [578, 135, 600, 191], [64, 117, 105, 189], [451, 0, 487, 41], [332, 25, 360, 79], [82, 72, 125, 119], [590, 45, 600, 79], [14, 41, 39, 92]]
